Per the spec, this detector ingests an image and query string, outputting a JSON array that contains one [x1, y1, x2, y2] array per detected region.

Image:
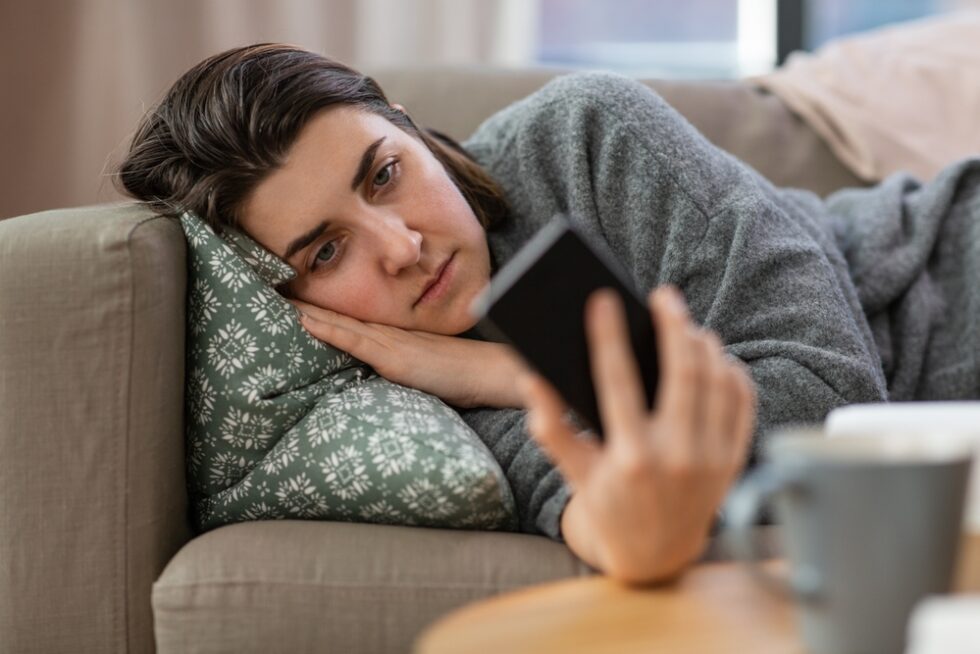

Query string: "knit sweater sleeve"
[[458, 72, 887, 539]]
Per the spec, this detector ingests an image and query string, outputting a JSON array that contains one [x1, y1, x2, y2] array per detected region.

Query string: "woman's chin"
[[429, 308, 480, 336]]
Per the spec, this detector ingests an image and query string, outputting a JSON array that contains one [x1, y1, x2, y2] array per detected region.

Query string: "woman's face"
[[238, 106, 492, 336]]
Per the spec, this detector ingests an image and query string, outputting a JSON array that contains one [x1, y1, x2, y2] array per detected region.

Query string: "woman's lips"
[[416, 253, 456, 307]]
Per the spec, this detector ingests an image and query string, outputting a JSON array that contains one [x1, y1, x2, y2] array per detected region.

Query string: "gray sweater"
[[458, 72, 899, 539]]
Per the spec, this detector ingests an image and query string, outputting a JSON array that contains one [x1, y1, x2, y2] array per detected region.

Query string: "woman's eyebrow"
[[284, 221, 328, 260], [282, 136, 387, 261], [350, 137, 386, 191]]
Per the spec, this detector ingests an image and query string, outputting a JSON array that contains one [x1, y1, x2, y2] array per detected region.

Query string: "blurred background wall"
[[0, 0, 538, 219], [1, 0, 976, 219]]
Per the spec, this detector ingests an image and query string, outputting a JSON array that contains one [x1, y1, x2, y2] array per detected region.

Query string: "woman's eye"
[[373, 162, 394, 187], [312, 241, 338, 269]]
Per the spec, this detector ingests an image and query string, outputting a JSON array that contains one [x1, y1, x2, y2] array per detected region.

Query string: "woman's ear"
[[391, 102, 407, 114]]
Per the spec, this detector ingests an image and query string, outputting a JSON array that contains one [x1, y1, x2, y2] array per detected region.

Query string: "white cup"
[[905, 595, 980, 654], [825, 402, 980, 533]]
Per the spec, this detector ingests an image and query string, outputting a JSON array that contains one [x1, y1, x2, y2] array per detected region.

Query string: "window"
[[805, 0, 954, 48], [532, 0, 966, 78], [535, 0, 773, 78]]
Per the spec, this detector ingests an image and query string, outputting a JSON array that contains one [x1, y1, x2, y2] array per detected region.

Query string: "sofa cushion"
[[153, 520, 591, 654], [369, 66, 865, 197], [180, 212, 517, 533]]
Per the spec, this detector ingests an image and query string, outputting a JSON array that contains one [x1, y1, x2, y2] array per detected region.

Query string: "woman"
[[117, 44, 979, 583]]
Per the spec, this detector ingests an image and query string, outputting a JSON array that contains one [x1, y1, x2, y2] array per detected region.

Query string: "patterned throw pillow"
[[180, 211, 517, 533]]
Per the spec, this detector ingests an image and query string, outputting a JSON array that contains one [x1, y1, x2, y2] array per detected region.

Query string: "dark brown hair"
[[116, 43, 508, 233]]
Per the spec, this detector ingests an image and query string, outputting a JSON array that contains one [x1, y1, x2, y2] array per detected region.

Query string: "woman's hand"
[[520, 286, 756, 585], [290, 300, 529, 409]]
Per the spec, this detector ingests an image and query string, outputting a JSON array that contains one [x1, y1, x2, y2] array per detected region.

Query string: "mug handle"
[[723, 465, 822, 602]]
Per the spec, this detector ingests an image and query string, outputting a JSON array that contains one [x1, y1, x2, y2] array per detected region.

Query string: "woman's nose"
[[372, 215, 422, 275]]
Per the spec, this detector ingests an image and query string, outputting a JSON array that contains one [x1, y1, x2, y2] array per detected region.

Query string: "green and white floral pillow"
[[180, 211, 517, 533]]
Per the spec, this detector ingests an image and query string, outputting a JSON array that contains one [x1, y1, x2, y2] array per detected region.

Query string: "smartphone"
[[469, 214, 659, 439]]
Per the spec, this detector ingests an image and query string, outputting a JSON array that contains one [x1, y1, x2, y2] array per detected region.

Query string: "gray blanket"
[[458, 72, 978, 538], [827, 161, 980, 400]]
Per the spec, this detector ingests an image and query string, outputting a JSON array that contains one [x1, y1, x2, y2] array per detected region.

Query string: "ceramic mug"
[[826, 401, 980, 533], [725, 429, 972, 654]]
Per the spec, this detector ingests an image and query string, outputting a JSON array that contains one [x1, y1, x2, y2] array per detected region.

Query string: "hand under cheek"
[[294, 280, 390, 327]]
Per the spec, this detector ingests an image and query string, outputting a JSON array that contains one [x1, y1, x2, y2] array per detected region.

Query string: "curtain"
[[0, 0, 536, 219]]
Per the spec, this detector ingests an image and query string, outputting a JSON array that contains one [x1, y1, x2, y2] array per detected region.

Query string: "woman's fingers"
[[520, 373, 600, 489], [727, 362, 758, 471], [697, 331, 736, 464], [585, 289, 647, 445], [291, 300, 375, 358], [291, 300, 355, 331], [650, 287, 700, 438]]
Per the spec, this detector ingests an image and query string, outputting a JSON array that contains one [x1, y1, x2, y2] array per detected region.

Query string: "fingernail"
[[652, 286, 673, 309], [666, 286, 686, 312], [525, 410, 540, 436], [593, 288, 618, 311]]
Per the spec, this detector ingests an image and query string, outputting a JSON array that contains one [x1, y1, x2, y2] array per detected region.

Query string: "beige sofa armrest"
[[0, 204, 192, 653]]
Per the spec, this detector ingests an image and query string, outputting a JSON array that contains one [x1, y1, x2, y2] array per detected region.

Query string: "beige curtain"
[[0, 0, 536, 219]]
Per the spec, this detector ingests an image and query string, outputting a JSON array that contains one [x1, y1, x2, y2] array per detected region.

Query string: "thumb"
[[520, 373, 600, 489]]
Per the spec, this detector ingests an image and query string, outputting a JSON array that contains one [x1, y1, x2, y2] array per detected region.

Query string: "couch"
[[0, 66, 861, 654]]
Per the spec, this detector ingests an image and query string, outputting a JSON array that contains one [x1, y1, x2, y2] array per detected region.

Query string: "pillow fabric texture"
[[180, 211, 516, 533]]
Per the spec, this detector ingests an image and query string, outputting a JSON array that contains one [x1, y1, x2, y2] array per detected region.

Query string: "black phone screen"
[[470, 214, 659, 438]]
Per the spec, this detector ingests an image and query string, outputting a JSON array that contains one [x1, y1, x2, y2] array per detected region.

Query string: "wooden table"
[[415, 534, 980, 654]]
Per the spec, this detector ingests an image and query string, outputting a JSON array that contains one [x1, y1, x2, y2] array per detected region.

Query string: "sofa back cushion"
[[369, 66, 865, 196]]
